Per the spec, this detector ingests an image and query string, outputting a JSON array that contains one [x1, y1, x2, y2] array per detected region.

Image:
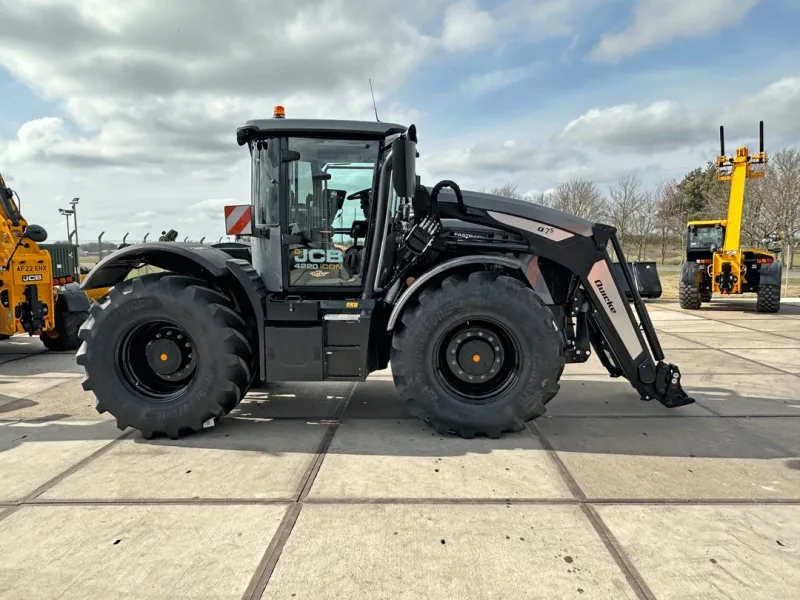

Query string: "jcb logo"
[[21, 274, 43, 282], [293, 249, 343, 264]]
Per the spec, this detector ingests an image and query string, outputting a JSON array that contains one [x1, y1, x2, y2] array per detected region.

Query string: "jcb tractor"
[[0, 172, 92, 349], [78, 107, 693, 440], [679, 122, 783, 312]]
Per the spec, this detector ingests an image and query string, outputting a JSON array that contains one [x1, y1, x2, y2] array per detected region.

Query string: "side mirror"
[[23, 224, 47, 243], [392, 125, 417, 198], [282, 150, 301, 162]]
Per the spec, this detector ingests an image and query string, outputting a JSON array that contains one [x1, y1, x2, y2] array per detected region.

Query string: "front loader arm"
[[472, 204, 694, 409], [580, 232, 693, 407]]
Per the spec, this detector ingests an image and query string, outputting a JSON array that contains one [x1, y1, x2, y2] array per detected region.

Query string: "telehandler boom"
[[78, 108, 694, 440], [679, 121, 783, 312]]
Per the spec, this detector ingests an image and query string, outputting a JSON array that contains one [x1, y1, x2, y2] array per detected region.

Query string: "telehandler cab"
[[78, 107, 693, 440], [0, 172, 91, 349], [679, 121, 783, 312]]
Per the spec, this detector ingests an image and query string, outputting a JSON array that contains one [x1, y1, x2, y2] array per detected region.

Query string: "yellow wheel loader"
[[0, 172, 92, 349], [679, 122, 783, 313]]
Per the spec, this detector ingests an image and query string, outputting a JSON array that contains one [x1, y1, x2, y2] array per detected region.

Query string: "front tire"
[[679, 281, 702, 310], [77, 273, 253, 439], [756, 284, 781, 313], [390, 271, 565, 439]]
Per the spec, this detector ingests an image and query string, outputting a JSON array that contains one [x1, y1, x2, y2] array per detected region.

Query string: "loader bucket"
[[612, 261, 663, 300]]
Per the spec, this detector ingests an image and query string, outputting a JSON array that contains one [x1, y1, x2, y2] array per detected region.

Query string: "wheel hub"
[[446, 328, 504, 384], [118, 321, 198, 401], [146, 338, 183, 375]]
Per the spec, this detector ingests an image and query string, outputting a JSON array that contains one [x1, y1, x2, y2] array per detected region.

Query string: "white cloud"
[[461, 64, 541, 95], [441, 0, 495, 51], [590, 0, 761, 63], [556, 77, 800, 155]]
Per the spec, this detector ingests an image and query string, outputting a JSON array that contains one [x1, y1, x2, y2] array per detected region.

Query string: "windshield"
[[285, 138, 379, 242], [284, 137, 381, 286], [688, 225, 725, 249]]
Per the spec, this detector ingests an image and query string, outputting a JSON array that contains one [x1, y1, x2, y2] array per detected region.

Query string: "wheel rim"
[[117, 320, 198, 402], [434, 318, 522, 405]]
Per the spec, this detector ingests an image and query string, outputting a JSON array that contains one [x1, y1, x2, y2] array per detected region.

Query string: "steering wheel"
[[347, 188, 371, 200]]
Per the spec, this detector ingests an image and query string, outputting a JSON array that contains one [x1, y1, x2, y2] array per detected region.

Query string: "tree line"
[[487, 148, 800, 267]]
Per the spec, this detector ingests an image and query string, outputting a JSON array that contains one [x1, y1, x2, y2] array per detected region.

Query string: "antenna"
[[369, 78, 380, 122]]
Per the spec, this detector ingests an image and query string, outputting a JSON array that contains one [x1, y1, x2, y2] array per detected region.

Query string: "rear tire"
[[700, 289, 712, 303], [756, 284, 781, 313], [41, 310, 88, 351], [679, 281, 701, 310], [390, 271, 565, 439], [77, 273, 253, 439]]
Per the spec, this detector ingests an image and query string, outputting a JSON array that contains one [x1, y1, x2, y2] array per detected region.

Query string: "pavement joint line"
[[9, 497, 800, 507], [526, 421, 587, 502], [656, 304, 800, 344], [242, 382, 357, 600], [241, 503, 303, 600], [581, 504, 656, 600], [527, 421, 655, 600], [665, 328, 800, 379], [697, 406, 800, 458], [650, 328, 800, 455], [18, 428, 134, 504], [0, 350, 48, 367]]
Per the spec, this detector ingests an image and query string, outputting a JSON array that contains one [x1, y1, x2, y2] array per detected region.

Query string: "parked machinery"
[[679, 122, 783, 312]]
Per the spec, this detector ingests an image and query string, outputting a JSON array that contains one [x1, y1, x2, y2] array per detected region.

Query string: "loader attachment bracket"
[[581, 230, 694, 409]]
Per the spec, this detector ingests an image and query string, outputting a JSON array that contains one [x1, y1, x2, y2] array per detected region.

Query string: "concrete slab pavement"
[[38, 418, 331, 502], [596, 504, 800, 600], [534, 416, 800, 501], [0, 420, 124, 502], [0, 504, 288, 600], [307, 419, 574, 501], [262, 504, 639, 600], [2, 302, 800, 599]]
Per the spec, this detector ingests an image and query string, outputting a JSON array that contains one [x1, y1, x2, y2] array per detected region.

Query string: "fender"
[[759, 259, 783, 286], [81, 242, 232, 290], [55, 282, 92, 313], [82, 242, 267, 381], [680, 261, 702, 284], [386, 254, 551, 331]]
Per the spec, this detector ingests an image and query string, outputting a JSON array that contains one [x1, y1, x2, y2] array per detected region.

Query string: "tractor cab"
[[234, 106, 407, 294]]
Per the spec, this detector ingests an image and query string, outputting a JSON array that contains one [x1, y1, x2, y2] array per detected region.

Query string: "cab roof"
[[236, 118, 407, 146]]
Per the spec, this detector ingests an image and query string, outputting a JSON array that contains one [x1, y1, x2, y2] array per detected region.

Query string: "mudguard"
[[680, 261, 702, 284], [759, 260, 783, 286], [56, 282, 92, 313], [81, 242, 232, 290], [385, 254, 552, 331], [81, 242, 267, 381]]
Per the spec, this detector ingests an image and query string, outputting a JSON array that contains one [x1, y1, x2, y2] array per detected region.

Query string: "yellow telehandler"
[[679, 121, 783, 313], [0, 172, 92, 349]]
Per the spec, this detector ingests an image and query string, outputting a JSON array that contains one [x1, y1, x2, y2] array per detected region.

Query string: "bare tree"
[[653, 179, 682, 263], [488, 182, 526, 200], [607, 173, 646, 251], [549, 178, 606, 221]]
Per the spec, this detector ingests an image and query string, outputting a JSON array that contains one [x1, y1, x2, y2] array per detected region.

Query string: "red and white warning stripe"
[[224, 204, 253, 235]]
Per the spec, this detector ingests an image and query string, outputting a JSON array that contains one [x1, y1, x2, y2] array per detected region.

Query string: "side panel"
[[585, 259, 649, 362]]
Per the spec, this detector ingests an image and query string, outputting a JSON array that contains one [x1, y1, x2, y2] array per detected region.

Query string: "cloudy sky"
[[2, 0, 799, 243]]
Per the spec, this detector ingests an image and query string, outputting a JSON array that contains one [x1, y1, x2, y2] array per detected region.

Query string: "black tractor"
[[78, 108, 693, 440]]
